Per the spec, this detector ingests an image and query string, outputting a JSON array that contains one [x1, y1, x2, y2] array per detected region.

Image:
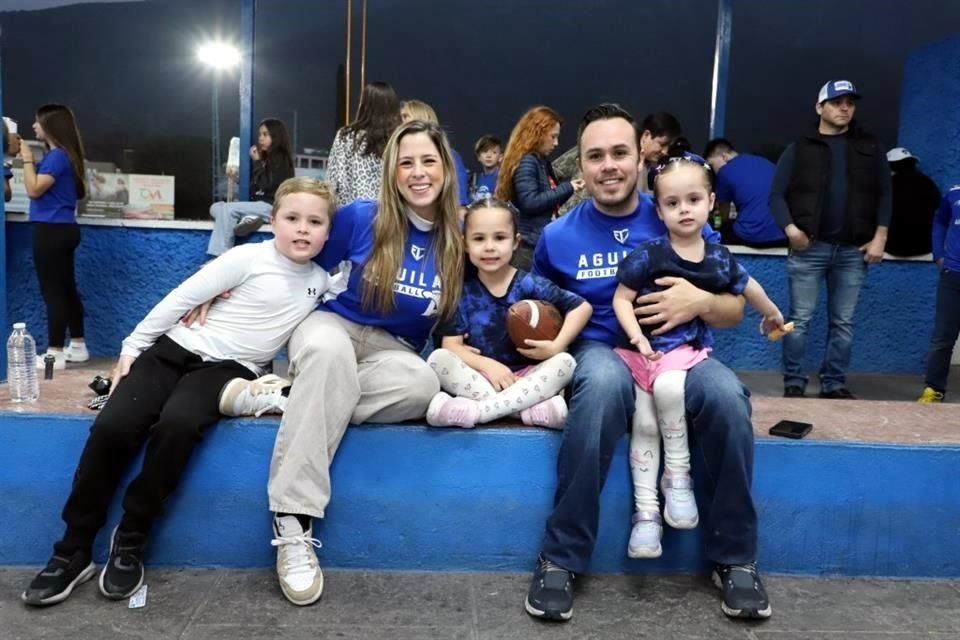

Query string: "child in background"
[[468, 135, 502, 202], [612, 153, 784, 559], [207, 118, 296, 256], [427, 197, 592, 428], [22, 177, 334, 607]]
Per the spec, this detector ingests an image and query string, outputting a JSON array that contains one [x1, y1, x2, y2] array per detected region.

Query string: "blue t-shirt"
[[470, 169, 499, 202], [532, 194, 720, 346], [29, 148, 78, 223], [715, 154, 785, 243], [933, 184, 960, 272], [3, 163, 12, 181], [439, 269, 584, 370], [316, 200, 442, 350], [617, 235, 750, 352]]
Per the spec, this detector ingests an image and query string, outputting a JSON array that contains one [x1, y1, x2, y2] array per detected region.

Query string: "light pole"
[[197, 42, 240, 203]]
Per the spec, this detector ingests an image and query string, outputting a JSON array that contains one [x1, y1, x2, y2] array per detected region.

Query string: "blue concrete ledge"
[[3, 220, 941, 373], [1, 412, 958, 578]]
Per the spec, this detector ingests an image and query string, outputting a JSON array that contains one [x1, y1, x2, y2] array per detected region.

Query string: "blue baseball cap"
[[818, 80, 860, 103]]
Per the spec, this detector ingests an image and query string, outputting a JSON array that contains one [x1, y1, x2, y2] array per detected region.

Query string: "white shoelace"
[[245, 389, 286, 417], [271, 533, 322, 578]]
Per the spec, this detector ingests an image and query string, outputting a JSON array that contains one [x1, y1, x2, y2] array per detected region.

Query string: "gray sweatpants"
[[267, 310, 439, 518]]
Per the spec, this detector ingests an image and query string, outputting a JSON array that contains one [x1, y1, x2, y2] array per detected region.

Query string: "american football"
[[506, 299, 563, 349]]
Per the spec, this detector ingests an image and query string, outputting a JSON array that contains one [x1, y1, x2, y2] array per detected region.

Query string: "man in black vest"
[[769, 80, 891, 399]]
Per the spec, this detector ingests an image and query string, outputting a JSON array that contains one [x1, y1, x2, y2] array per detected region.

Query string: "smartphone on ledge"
[[769, 419, 813, 439]]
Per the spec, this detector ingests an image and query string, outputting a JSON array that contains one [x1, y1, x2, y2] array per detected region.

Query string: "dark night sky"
[[2, 0, 960, 214]]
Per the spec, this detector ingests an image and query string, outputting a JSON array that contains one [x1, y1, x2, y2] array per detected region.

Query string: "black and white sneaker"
[[712, 563, 773, 619], [99, 527, 146, 600], [524, 555, 574, 622], [22, 551, 96, 606]]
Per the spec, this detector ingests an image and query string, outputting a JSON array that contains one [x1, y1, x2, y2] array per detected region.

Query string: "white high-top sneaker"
[[271, 515, 323, 606]]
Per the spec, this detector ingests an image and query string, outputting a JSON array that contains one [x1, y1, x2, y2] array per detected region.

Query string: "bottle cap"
[[12, 322, 25, 329]]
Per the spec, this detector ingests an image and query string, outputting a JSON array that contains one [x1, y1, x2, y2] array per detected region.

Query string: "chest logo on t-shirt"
[[411, 245, 426, 261], [613, 228, 630, 245], [307, 287, 318, 296]]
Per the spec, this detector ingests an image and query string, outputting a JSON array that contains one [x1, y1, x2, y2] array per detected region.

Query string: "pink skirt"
[[614, 344, 711, 392]]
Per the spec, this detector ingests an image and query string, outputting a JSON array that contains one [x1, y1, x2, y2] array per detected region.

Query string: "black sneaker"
[[783, 386, 805, 398], [21, 551, 96, 606], [712, 563, 772, 619], [99, 527, 146, 600], [234, 215, 266, 237], [818, 388, 855, 400], [524, 555, 574, 622]]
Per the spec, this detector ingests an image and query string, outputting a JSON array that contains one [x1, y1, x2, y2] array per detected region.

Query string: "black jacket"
[[251, 152, 295, 204], [887, 164, 941, 257], [785, 124, 884, 245]]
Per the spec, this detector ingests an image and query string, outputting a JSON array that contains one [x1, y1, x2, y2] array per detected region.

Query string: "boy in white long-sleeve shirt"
[[23, 178, 335, 607]]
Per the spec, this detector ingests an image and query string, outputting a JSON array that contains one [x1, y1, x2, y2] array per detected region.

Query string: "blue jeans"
[[206, 200, 272, 256], [540, 340, 757, 574], [924, 269, 960, 393], [782, 241, 868, 392]]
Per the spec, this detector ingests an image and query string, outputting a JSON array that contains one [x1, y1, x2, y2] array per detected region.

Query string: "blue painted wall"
[[1, 414, 958, 577], [4, 221, 938, 373], [898, 35, 960, 192]]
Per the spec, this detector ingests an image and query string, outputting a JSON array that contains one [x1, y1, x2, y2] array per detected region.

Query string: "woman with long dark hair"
[[207, 117, 295, 256], [496, 106, 584, 269], [19, 103, 87, 368], [327, 81, 401, 205]]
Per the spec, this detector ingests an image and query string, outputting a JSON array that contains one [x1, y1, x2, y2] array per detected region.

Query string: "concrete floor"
[[2, 568, 960, 640]]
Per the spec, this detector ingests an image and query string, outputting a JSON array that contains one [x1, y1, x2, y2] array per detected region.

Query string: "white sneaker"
[[272, 515, 323, 606], [627, 510, 663, 559], [218, 374, 289, 417], [35, 351, 66, 371], [65, 343, 89, 363], [661, 472, 699, 529]]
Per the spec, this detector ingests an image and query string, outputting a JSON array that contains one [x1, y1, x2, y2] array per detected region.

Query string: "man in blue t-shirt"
[[704, 138, 787, 248], [523, 104, 770, 622]]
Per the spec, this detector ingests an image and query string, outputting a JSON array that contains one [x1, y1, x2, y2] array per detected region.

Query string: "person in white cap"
[[886, 147, 940, 257], [769, 79, 891, 399]]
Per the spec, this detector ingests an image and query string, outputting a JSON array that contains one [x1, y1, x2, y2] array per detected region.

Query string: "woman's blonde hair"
[[401, 99, 439, 124], [271, 177, 336, 219], [495, 106, 562, 203], [362, 120, 464, 321]]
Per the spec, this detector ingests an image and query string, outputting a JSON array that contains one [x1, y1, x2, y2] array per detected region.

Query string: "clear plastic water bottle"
[[7, 323, 39, 403]]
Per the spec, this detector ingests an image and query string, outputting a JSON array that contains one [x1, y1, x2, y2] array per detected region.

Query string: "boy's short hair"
[[474, 134, 503, 155], [271, 177, 336, 219], [704, 137, 735, 159]]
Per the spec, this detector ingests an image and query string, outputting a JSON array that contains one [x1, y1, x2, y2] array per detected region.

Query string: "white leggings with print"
[[629, 370, 691, 512], [426, 348, 575, 423]]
